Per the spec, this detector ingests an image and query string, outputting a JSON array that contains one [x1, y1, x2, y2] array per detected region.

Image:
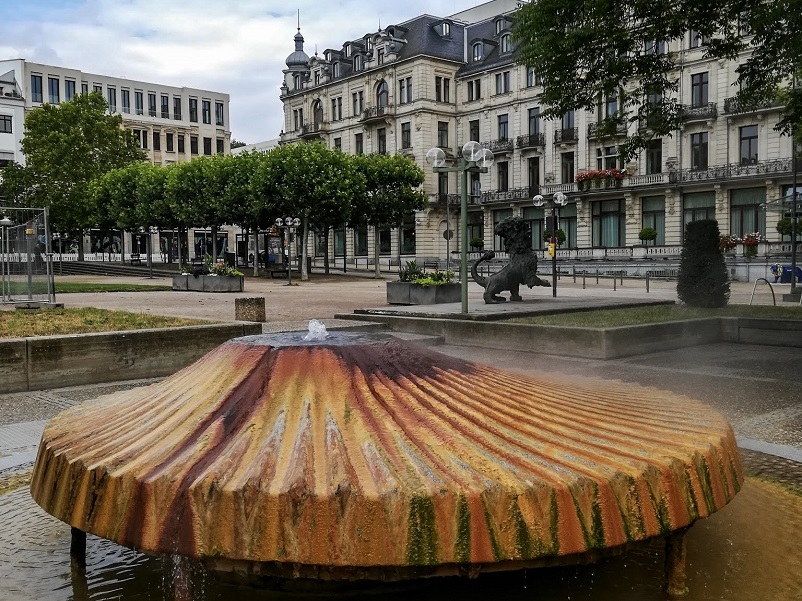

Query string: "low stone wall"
[[172, 275, 244, 292], [0, 323, 262, 393], [345, 314, 801, 359]]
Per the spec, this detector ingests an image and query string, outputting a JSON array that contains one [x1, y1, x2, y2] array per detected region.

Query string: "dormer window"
[[472, 42, 483, 62], [442, 22, 451, 36], [293, 74, 301, 90], [345, 45, 351, 57], [333, 62, 341, 77], [314, 70, 320, 85], [500, 34, 512, 53], [354, 55, 363, 71], [366, 37, 373, 52], [495, 19, 505, 34], [377, 48, 385, 65]]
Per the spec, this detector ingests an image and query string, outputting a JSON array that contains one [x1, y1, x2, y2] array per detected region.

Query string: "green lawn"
[[509, 304, 802, 328], [3, 281, 171, 295], [0, 307, 209, 338]]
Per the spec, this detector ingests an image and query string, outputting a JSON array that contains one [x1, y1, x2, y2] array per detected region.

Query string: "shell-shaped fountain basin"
[[30, 332, 742, 579]]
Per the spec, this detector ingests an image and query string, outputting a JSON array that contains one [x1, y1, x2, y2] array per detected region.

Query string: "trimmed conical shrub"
[[677, 220, 730, 307]]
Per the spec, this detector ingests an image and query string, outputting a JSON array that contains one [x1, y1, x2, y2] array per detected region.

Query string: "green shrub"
[[638, 227, 658, 243], [677, 220, 730, 307], [543, 228, 566, 245], [776, 217, 802, 237], [470, 237, 484, 249], [399, 260, 423, 282]]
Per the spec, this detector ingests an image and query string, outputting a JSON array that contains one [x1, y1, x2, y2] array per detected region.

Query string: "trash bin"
[[225, 251, 236, 267]]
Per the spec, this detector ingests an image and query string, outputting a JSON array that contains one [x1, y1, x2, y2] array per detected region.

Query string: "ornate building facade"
[[281, 0, 797, 266]]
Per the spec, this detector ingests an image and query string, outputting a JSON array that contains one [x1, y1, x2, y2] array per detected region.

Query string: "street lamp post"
[[275, 217, 301, 286], [533, 192, 568, 298], [0, 216, 11, 302], [426, 141, 494, 314]]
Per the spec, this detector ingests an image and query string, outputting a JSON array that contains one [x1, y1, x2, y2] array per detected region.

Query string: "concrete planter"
[[387, 282, 461, 305], [172, 275, 244, 292]]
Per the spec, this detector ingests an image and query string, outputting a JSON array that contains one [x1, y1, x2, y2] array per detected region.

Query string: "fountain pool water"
[[2, 477, 801, 600]]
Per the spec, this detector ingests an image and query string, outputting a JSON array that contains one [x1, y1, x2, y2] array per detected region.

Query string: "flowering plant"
[[205, 254, 243, 277], [719, 234, 738, 251], [740, 232, 761, 247], [575, 168, 626, 182]]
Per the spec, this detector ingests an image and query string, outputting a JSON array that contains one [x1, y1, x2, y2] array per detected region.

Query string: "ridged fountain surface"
[[30, 332, 742, 581]]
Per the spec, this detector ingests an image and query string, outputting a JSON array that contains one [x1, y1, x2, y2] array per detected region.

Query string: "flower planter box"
[[387, 282, 461, 305], [172, 275, 244, 292]]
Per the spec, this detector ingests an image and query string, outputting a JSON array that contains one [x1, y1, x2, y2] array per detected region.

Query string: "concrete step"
[[387, 332, 444, 347]]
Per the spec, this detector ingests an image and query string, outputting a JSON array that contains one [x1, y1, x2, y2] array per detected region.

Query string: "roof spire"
[[297, 9, 300, 32]]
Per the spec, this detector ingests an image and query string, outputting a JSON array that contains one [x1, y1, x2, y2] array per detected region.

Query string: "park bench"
[[129, 253, 142, 266]]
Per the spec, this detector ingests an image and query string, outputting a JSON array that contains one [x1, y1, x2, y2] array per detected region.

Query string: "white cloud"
[[2, 0, 481, 143]]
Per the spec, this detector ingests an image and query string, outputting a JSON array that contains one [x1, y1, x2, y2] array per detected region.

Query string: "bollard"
[[235, 297, 266, 322], [582, 270, 586, 290], [613, 275, 617, 291], [596, 269, 599, 284], [646, 272, 650, 293], [573, 266, 576, 283]]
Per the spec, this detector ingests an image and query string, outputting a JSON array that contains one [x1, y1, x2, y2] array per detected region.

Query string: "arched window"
[[442, 22, 450, 36], [472, 43, 483, 62], [312, 99, 323, 126], [500, 34, 511, 53], [495, 19, 504, 34], [376, 80, 389, 108]]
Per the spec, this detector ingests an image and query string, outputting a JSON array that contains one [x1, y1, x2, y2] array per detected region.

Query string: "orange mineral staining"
[[30, 333, 742, 577]]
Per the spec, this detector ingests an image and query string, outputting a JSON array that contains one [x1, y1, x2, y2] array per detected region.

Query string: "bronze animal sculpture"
[[471, 216, 550, 303]]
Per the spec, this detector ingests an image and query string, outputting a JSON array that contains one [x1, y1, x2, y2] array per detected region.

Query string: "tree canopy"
[[513, 0, 801, 159], [1, 91, 145, 231]]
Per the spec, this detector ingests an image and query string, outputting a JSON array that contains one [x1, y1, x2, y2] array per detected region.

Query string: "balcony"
[[481, 138, 514, 154], [428, 193, 482, 206], [554, 127, 579, 144], [516, 132, 546, 149], [679, 102, 717, 122], [360, 105, 394, 123], [481, 187, 537, 204], [669, 158, 793, 184], [587, 121, 628, 139], [637, 115, 662, 131], [299, 122, 328, 139], [723, 96, 783, 115]]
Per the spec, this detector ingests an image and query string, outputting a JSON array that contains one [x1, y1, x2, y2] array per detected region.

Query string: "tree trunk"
[[301, 218, 309, 281], [374, 224, 381, 278], [119, 230, 125, 264], [211, 225, 218, 261], [324, 229, 330, 275], [253, 230, 259, 277], [77, 230, 84, 262]]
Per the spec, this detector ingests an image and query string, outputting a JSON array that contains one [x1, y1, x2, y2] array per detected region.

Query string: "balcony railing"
[[679, 102, 717, 121], [542, 183, 577, 194], [300, 122, 328, 138], [481, 187, 537, 204], [628, 173, 670, 186], [360, 105, 394, 122], [669, 158, 793, 184], [554, 127, 579, 144], [428, 193, 482, 206], [723, 96, 782, 115], [587, 122, 628, 138], [481, 138, 514, 153], [516, 132, 546, 149], [638, 115, 662, 131]]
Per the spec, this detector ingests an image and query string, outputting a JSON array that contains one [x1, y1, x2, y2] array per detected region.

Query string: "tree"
[[252, 143, 364, 280], [350, 153, 426, 277], [677, 220, 730, 307], [0, 92, 145, 250], [513, 0, 802, 159], [230, 139, 248, 149]]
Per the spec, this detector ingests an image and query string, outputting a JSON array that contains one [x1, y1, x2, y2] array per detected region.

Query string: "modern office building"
[[279, 0, 798, 267], [0, 58, 231, 167], [0, 58, 232, 259]]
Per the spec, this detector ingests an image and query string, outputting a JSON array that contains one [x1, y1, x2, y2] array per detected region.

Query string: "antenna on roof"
[[297, 9, 300, 32]]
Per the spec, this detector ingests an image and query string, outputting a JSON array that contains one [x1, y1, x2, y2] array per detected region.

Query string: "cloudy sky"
[[0, 0, 481, 144]]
